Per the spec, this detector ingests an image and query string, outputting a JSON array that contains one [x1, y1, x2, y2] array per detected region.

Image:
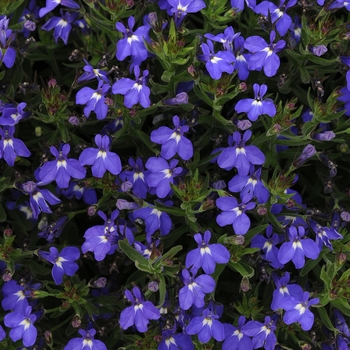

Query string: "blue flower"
[[222, 316, 252, 350], [185, 230, 230, 274], [233, 36, 251, 80], [4, 306, 37, 347], [39, 246, 80, 285], [235, 84, 276, 121], [204, 26, 240, 52], [198, 40, 235, 80], [79, 134, 122, 178], [282, 292, 319, 331], [0, 126, 31, 166], [158, 329, 194, 350], [278, 226, 320, 268], [39, 0, 80, 17], [77, 59, 110, 84], [42, 11, 78, 45], [244, 31, 285, 77], [115, 16, 150, 65], [2, 280, 29, 313], [150, 115, 193, 160], [76, 81, 110, 120], [119, 286, 160, 332], [38, 144, 86, 189], [38, 216, 67, 243], [60, 181, 97, 205], [64, 328, 107, 350], [230, 0, 256, 11], [0, 102, 29, 126], [112, 66, 151, 108], [216, 196, 255, 235], [0, 16, 16, 68], [165, 0, 206, 27]]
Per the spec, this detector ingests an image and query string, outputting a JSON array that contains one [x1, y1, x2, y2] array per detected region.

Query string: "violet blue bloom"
[[251, 225, 284, 269], [39, 246, 80, 285], [38, 144, 86, 189], [77, 59, 110, 84], [0, 16, 16, 69], [163, 92, 189, 105], [76, 81, 110, 120], [307, 219, 342, 251], [166, 0, 206, 27], [145, 157, 183, 198], [228, 167, 270, 204], [38, 216, 67, 243], [60, 181, 97, 205], [216, 196, 256, 235], [120, 286, 160, 332], [42, 11, 78, 45], [132, 203, 172, 243], [244, 31, 286, 77], [235, 84, 276, 121], [241, 316, 277, 350], [289, 16, 302, 48], [222, 316, 252, 350], [204, 26, 240, 52], [115, 16, 150, 64], [82, 210, 134, 261], [39, 0, 80, 17], [112, 66, 151, 108], [0, 326, 4, 342], [179, 269, 215, 310], [150, 115, 193, 160], [64, 328, 107, 350], [282, 292, 319, 331], [4, 306, 37, 347], [22, 181, 61, 219], [310, 45, 328, 57], [186, 308, 225, 343], [79, 134, 122, 178], [328, 0, 350, 10], [278, 226, 320, 269], [119, 158, 149, 199], [0, 126, 31, 166], [233, 36, 251, 80], [185, 230, 230, 274], [2, 280, 29, 313], [255, 0, 297, 37], [158, 329, 194, 350], [217, 130, 265, 175], [270, 272, 303, 310], [313, 131, 335, 141], [198, 40, 235, 80], [0, 102, 29, 126], [20, 0, 40, 38], [230, 0, 256, 11]]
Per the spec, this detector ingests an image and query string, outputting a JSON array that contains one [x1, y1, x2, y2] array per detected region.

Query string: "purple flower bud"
[[48, 78, 57, 88], [294, 144, 316, 167], [237, 119, 252, 130], [87, 205, 97, 216], [311, 45, 327, 56], [148, 281, 159, 292], [163, 92, 189, 105], [71, 315, 81, 328], [93, 277, 107, 288], [212, 180, 226, 190], [313, 131, 335, 141], [22, 181, 37, 193], [2, 271, 12, 282], [257, 205, 268, 216], [116, 199, 138, 210], [24, 20, 36, 31], [341, 211, 350, 222], [121, 180, 133, 192], [148, 12, 158, 27], [240, 277, 251, 292], [68, 116, 80, 125]]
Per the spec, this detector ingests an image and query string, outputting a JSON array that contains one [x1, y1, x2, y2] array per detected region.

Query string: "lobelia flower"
[[289, 16, 302, 48], [254, 0, 298, 37], [82, 210, 134, 261], [244, 31, 286, 77], [204, 26, 240, 52], [38, 144, 86, 189], [310, 44, 328, 57], [251, 225, 284, 269], [235, 84, 276, 122], [39, 0, 80, 17], [241, 316, 277, 350], [77, 59, 110, 84], [328, 0, 350, 10], [20, 0, 40, 38], [278, 226, 320, 269], [145, 157, 183, 198], [233, 36, 251, 80], [185, 230, 230, 275], [41, 11, 79, 45], [119, 286, 160, 332], [217, 130, 265, 174], [0, 126, 31, 166], [282, 292, 319, 331], [165, 0, 206, 27], [115, 16, 150, 65], [112, 66, 151, 108], [313, 130, 335, 141], [64, 328, 107, 350], [60, 181, 98, 205], [222, 316, 253, 350], [270, 272, 303, 310], [0, 102, 29, 126], [158, 329, 194, 350], [2, 280, 30, 313], [178, 269, 215, 310], [119, 158, 149, 199], [216, 196, 256, 235], [186, 308, 225, 343], [22, 181, 61, 219], [38, 216, 67, 243], [198, 40, 235, 80], [228, 167, 270, 204], [293, 144, 316, 167], [39, 246, 80, 285], [0, 16, 16, 69], [79, 134, 122, 178], [76, 80, 110, 120], [132, 203, 172, 243], [150, 115, 193, 160], [4, 306, 37, 347], [230, 0, 256, 11]]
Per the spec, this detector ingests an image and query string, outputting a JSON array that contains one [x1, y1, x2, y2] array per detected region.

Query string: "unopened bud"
[[44, 331, 52, 344], [187, 65, 197, 77], [271, 124, 282, 133], [121, 181, 133, 192], [4, 226, 12, 236], [48, 78, 57, 88], [2, 270, 12, 282], [340, 143, 349, 153], [240, 277, 251, 292], [71, 315, 81, 328], [341, 211, 350, 222], [148, 12, 158, 27], [148, 281, 159, 292], [105, 97, 114, 106], [68, 116, 79, 126], [294, 144, 316, 167], [87, 205, 97, 217], [24, 20, 36, 32], [213, 180, 226, 190], [237, 119, 252, 130], [257, 205, 268, 216], [116, 199, 138, 210], [92, 277, 107, 288], [337, 252, 347, 265]]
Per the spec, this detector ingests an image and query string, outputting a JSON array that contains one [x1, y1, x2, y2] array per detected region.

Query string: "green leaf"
[[316, 307, 337, 331], [118, 240, 149, 266], [228, 261, 255, 278], [331, 297, 350, 316], [157, 274, 166, 308], [243, 224, 269, 244], [300, 253, 323, 277], [159, 245, 183, 263], [135, 260, 153, 273], [154, 201, 186, 217]]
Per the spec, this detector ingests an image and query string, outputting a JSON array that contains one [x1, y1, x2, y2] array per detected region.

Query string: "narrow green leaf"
[[119, 240, 149, 266]]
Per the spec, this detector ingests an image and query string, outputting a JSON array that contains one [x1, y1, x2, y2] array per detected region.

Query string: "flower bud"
[[237, 119, 252, 131], [4, 225, 12, 236], [294, 144, 316, 167], [148, 281, 159, 292], [257, 205, 268, 216], [68, 116, 79, 126], [313, 131, 335, 141], [48, 78, 57, 88], [116, 199, 138, 210], [93, 277, 107, 288], [240, 277, 251, 292], [238, 82, 247, 91], [310, 44, 327, 57], [22, 181, 37, 193], [71, 315, 81, 328], [337, 252, 347, 265], [24, 20, 36, 32], [44, 331, 52, 344], [340, 143, 348, 153], [121, 181, 133, 192], [213, 180, 226, 190], [2, 270, 12, 282], [341, 211, 350, 222], [87, 205, 98, 217], [163, 92, 189, 105]]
